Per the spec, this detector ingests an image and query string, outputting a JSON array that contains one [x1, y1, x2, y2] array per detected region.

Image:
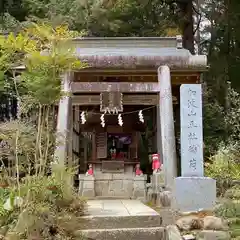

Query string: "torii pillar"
[[157, 66, 178, 189], [54, 72, 73, 167]]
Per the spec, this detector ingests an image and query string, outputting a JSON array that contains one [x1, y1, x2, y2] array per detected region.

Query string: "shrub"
[[205, 143, 240, 196], [0, 170, 86, 239]]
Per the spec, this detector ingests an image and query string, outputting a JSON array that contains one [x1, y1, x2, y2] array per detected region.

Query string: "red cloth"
[[152, 154, 162, 170], [87, 168, 93, 175], [152, 159, 161, 170], [136, 168, 143, 175]]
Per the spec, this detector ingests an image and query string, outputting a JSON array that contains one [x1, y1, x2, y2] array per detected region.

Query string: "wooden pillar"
[[83, 137, 88, 172], [156, 107, 163, 161], [54, 72, 72, 167], [92, 129, 96, 161], [158, 66, 177, 189]]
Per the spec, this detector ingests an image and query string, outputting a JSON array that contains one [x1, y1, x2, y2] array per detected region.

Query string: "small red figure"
[[110, 149, 117, 159], [135, 163, 143, 176], [86, 164, 93, 176], [152, 154, 161, 173]]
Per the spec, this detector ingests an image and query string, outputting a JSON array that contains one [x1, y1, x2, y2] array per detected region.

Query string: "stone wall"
[[79, 164, 147, 198], [94, 164, 134, 197]]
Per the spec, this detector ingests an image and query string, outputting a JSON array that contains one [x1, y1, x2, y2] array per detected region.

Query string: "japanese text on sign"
[[180, 84, 204, 177]]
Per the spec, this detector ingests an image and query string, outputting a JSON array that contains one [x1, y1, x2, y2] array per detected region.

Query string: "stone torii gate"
[[54, 36, 207, 191]]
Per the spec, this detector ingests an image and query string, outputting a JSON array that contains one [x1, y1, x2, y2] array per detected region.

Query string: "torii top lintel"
[[70, 36, 207, 71]]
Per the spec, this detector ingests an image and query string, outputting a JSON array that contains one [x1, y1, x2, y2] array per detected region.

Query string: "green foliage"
[[203, 84, 240, 155], [0, 188, 10, 217], [214, 184, 240, 239], [203, 86, 225, 155], [21, 0, 179, 37], [225, 187, 240, 200], [0, 23, 86, 178], [224, 87, 240, 143], [215, 200, 240, 219], [0, 23, 85, 105], [0, 23, 86, 239], [0, 172, 86, 239], [205, 144, 240, 195]]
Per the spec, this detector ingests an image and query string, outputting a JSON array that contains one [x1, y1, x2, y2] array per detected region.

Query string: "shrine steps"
[[75, 200, 165, 240], [87, 196, 131, 200], [75, 227, 165, 240]]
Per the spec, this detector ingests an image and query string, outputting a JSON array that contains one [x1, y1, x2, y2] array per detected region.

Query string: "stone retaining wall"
[[94, 164, 134, 197], [79, 164, 147, 199]]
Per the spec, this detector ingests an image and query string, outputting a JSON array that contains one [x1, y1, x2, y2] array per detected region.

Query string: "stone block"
[[196, 230, 231, 240], [165, 225, 182, 240], [82, 189, 95, 198], [124, 165, 134, 174], [132, 189, 146, 199], [83, 179, 95, 189], [152, 172, 165, 192], [122, 180, 133, 196], [132, 175, 147, 199], [102, 160, 124, 173], [112, 173, 125, 180], [95, 180, 109, 196], [109, 180, 123, 191], [134, 181, 145, 190], [81, 175, 95, 198], [95, 172, 113, 180], [133, 175, 147, 189], [77, 227, 165, 240], [203, 216, 228, 231], [172, 177, 216, 212]]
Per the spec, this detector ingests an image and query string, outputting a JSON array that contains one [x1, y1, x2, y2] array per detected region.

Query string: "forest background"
[[1, 0, 240, 179], [0, 1, 239, 239]]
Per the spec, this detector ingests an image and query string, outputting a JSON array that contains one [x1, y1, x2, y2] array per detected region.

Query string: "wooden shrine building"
[[55, 36, 207, 198]]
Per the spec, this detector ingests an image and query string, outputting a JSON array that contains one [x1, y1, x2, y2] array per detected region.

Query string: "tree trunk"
[[178, 0, 195, 54]]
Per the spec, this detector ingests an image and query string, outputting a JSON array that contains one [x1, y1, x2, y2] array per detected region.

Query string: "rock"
[[183, 234, 196, 240], [176, 216, 203, 231], [165, 225, 182, 240], [147, 188, 153, 202], [203, 216, 228, 230], [196, 230, 231, 240], [157, 191, 172, 207]]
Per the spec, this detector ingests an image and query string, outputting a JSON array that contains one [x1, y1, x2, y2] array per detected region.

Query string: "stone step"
[[74, 227, 165, 240], [87, 196, 131, 200], [69, 214, 162, 230], [73, 199, 162, 230]]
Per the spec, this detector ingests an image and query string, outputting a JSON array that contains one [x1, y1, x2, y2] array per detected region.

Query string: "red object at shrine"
[[135, 163, 143, 176], [152, 153, 162, 172], [86, 164, 93, 176], [117, 152, 124, 159]]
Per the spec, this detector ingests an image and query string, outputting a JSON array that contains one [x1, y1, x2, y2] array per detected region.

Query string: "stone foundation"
[[172, 177, 216, 212], [79, 164, 147, 199]]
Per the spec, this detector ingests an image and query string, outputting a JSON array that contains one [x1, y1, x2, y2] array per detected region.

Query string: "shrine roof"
[[72, 36, 207, 70], [14, 36, 208, 71]]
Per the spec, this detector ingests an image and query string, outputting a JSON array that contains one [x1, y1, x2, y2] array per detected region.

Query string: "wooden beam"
[[71, 82, 159, 93], [73, 74, 200, 85], [72, 94, 177, 105]]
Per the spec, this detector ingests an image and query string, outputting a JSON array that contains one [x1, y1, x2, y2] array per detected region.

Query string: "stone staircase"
[[74, 200, 165, 240]]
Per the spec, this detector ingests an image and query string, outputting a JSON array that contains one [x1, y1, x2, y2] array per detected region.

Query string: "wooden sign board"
[[102, 161, 124, 173]]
